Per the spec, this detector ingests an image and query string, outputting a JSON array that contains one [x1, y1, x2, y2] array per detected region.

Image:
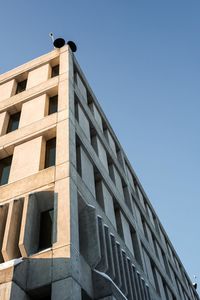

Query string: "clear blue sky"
[[0, 0, 199, 290]]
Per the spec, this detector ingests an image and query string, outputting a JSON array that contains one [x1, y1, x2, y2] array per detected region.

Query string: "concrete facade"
[[0, 44, 199, 300]]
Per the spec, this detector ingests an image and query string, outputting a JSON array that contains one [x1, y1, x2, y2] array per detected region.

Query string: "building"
[[0, 43, 199, 300]]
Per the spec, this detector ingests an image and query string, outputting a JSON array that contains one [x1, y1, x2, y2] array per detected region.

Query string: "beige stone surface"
[[9, 136, 45, 183], [2, 199, 24, 261], [19, 94, 48, 128], [27, 63, 51, 89], [0, 112, 9, 136], [54, 178, 70, 249], [0, 80, 16, 102]]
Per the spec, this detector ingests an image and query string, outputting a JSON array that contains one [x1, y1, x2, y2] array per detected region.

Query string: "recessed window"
[[38, 209, 54, 251], [16, 79, 27, 94], [0, 156, 12, 186], [51, 65, 59, 78], [45, 138, 56, 168], [7, 112, 21, 133], [48, 95, 58, 115]]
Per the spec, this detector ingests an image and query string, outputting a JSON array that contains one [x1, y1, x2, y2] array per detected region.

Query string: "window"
[[0, 156, 12, 186], [45, 138, 56, 168], [16, 79, 27, 94], [51, 65, 59, 77], [38, 209, 54, 251], [7, 112, 21, 133], [48, 95, 58, 115]]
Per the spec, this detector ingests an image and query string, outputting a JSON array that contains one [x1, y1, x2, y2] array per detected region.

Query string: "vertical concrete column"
[[0, 112, 9, 136], [104, 226, 115, 280], [155, 269, 168, 300], [53, 177, 70, 250], [134, 204, 144, 233], [2, 199, 24, 261], [77, 104, 91, 142], [0, 205, 8, 263], [126, 165, 135, 192], [58, 46, 74, 113], [76, 73, 87, 102], [90, 103, 103, 131], [104, 129, 117, 157], [19, 194, 40, 257], [92, 136, 108, 172], [0, 79, 17, 102], [110, 234, 122, 288], [19, 94, 48, 128], [109, 165, 124, 200], [142, 249, 155, 289], [96, 216, 108, 272], [79, 204, 100, 267], [136, 186, 146, 209], [80, 147, 96, 197], [95, 181, 116, 228], [52, 277, 81, 300], [120, 213, 134, 255], [9, 136, 46, 183], [26, 63, 51, 89]]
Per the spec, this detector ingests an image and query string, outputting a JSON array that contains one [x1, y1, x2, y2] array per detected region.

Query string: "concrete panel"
[[120, 213, 134, 255], [104, 129, 117, 157], [0, 79, 16, 102], [19, 194, 40, 256], [2, 199, 24, 261], [0, 167, 54, 204], [95, 181, 116, 228], [80, 147, 95, 197], [116, 242, 127, 296], [52, 277, 81, 300], [77, 104, 90, 142], [0, 205, 8, 263], [134, 205, 144, 233], [27, 63, 51, 89], [56, 119, 69, 166], [27, 250, 52, 290], [137, 186, 146, 210], [0, 112, 9, 136], [90, 103, 103, 131], [0, 282, 11, 300], [54, 178, 70, 248], [104, 226, 115, 280], [127, 259, 138, 299], [19, 94, 48, 128], [142, 249, 155, 289], [92, 136, 108, 172], [10, 282, 29, 300], [76, 73, 87, 102], [126, 165, 135, 192], [9, 136, 45, 183], [155, 269, 167, 300], [121, 251, 133, 299], [96, 216, 108, 272], [79, 205, 100, 267], [109, 165, 124, 199], [110, 234, 122, 288]]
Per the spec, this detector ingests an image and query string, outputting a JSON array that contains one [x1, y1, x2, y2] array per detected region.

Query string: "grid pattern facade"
[[0, 45, 198, 300]]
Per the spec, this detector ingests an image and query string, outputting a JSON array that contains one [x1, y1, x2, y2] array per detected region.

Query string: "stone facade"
[[0, 45, 199, 300]]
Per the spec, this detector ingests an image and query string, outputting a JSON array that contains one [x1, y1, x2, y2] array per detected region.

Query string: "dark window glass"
[[51, 65, 59, 77], [7, 112, 21, 133], [0, 156, 12, 186], [16, 79, 27, 94], [45, 138, 56, 168], [48, 95, 58, 115], [38, 209, 54, 251]]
